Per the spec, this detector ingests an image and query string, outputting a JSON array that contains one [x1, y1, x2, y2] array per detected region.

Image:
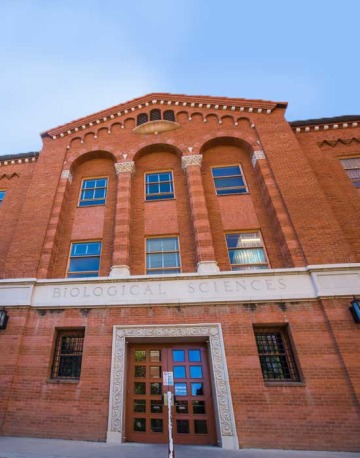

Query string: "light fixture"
[[0, 309, 8, 330], [349, 298, 360, 323]]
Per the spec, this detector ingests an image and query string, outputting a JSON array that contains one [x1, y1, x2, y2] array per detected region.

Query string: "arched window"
[[137, 113, 148, 126], [163, 110, 175, 122], [150, 109, 161, 121]]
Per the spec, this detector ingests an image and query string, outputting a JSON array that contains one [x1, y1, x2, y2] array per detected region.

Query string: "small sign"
[[163, 371, 174, 386]]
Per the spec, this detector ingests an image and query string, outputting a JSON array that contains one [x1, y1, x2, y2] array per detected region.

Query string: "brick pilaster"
[[182, 155, 219, 273], [110, 161, 135, 276]]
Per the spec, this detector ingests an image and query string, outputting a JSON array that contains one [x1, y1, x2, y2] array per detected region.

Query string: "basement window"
[[51, 329, 85, 380], [254, 326, 301, 383]]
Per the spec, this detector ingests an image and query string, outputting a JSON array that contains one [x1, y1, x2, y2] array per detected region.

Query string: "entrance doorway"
[[125, 343, 217, 445]]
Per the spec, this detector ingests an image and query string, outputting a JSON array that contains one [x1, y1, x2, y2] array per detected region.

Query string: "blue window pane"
[[95, 178, 107, 187], [68, 257, 100, 273], [190, 366, 203, 379], [214, 177, 245, 188], [83, 180, 96, 189], [147, 253, 163, 268], [71, 244, 87, 256], [86, 242, 101, 255], [146, 174, 159, 183], [163, 253, 179, 268], [229, 248, 266, 265], [67, 272, 98, 278], [160, 182, 171, 193], [188, 350, 201, 362], [82, 189, 94, 199], [94, 188, 106, 198], [159, 172, 171, 181], [147, 184, 159, 194], [173, 366, 186, 378], [212, 166, 240, 177], [217, 188, 246, 195], [174, 383, 187, 396], [191, 383, 204, 396], [173, 350, 185, 362]]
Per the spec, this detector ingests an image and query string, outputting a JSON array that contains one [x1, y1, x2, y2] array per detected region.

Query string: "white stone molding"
[[197, 260, 220, 274], [109, 265, 130, 277], [114, 161, 135, 175], [251, 150, 266, 167], [60, 169, 73, 182], [107, 324, 239, 449], [181, 154, 203, 170]]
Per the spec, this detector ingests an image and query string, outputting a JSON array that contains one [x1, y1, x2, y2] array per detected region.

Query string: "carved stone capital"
[[114, 161, 135, 175], [181, 154, 202, 170], [197, 261, 220, 274], [251, 150, 266, 167], [61, 169, 72, 182]]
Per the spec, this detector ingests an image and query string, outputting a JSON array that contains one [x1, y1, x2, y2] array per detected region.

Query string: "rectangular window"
[[67, 241, 101, 278], [254, 326, 300, 383], [51, 329, 85, 380], [146, 237, 180, 274], [145, 172, 174, 200], [212, 165, 247, 195], [340, 157, 360, 188], [226, 232, 268, 270], [0, 190, 5, 206], [79, 177, 108, 206]]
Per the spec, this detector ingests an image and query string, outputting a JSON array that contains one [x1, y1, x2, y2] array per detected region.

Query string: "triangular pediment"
[[41, 92, 287, 139]]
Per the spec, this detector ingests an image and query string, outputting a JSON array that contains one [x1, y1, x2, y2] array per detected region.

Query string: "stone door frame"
[[106, 323, 239, 449]]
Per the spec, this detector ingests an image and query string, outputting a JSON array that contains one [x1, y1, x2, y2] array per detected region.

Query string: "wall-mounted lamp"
[[0, 309, 8, 330], [349, 298, 360, 323]]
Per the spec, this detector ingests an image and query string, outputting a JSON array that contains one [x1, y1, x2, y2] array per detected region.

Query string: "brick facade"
[[0, 93, 359, 451]]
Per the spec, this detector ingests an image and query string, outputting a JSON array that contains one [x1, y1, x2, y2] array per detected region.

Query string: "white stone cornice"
[[181, 154, 203, 170], [114, 161, 135, 174], [251, 150, 266, 167], [61, 169, 73, 182], [2, 264, 360, 308]]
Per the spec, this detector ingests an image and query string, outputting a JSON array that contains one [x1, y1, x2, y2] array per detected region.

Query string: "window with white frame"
[[340, 157, 360, 188], [79, 178, 108, 206], [226, 232, 268, 270], [145, 172, 174, 200], [212, 165, 247, 195], [146, 237, 180, 275], [67, 241, 102, 278], [0, 190, 5, 206]]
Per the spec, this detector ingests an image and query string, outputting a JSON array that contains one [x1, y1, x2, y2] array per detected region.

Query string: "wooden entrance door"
[[126, 343, 217, 445]]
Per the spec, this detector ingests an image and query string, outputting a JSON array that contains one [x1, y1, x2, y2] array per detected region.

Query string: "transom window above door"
[[145, 172, 174, 200], [212, 165, 247, 195], [79, 177, 108, 206], [146, 237, 180, 275]]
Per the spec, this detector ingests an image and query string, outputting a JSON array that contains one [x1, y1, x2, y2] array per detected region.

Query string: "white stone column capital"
[[61, 169, 73, 182], [114, 161, 135, 175], [251, 150, 266, 167], [181, 154, 203, 170]]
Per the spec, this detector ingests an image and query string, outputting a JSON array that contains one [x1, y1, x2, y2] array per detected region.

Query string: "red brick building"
[[0, 93, 359, 451]]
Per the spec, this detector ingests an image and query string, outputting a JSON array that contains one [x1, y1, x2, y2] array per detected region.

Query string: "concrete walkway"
[[0, 437, 359, 458]]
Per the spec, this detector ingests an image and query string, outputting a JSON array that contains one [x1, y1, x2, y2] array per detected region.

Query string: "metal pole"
[[167, 391, 175, 458]]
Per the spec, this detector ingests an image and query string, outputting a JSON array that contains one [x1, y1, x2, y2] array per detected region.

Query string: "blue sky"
[[0, 0, 359, 154]]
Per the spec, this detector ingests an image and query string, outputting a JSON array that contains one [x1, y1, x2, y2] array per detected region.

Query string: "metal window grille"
[[51, 330, 85, 379], [137, 113, 148, 126], [254, 327, 300, 382], [150, 109, 161, 121], [163, 110, 175, 122], [340, 157, 360, 188]]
